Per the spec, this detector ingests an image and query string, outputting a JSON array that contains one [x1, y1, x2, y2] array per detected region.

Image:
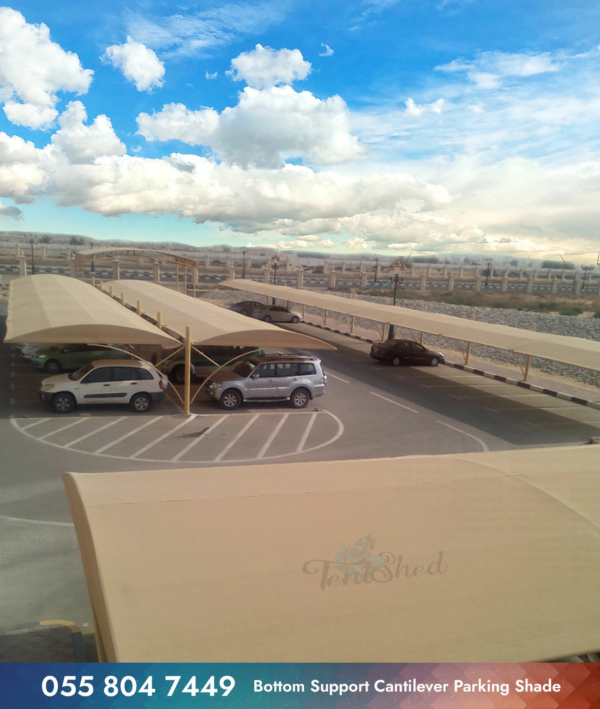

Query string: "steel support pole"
[[350, 315, 355, 334], [324, 309, 328, 326], [176, 264, 180, 292], [137, 300, 141, 315], [157, 310, 162, 329], [381, 322, 387, 340], [184, 325, 192, 416]]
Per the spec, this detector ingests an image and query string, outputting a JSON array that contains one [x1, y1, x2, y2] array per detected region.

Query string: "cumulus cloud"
[[0, 8, 92, 129], [0, 200, 23, 220], [436, 51, 559, 89], [102, 37, 165, 92], [345, 236, 377, 250], [277, 237, 336, 249], [227, 44, 311, 88], [137, 86, 368, 168], [50, 102, 126, 164], [405, 97, 444, 117], [319, 43, 334, 57]]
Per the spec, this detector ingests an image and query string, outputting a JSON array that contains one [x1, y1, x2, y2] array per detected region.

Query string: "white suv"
[[39, 360, 168, 414]]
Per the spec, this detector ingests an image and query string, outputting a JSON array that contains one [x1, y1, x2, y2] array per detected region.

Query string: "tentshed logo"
[[302, 536, 447, 590]]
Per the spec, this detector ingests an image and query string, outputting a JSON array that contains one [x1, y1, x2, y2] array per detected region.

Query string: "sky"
[[0, 1, 600, 260]]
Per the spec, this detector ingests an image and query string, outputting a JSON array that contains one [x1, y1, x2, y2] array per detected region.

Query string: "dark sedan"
[[370, 339, 445, 367], [229, 300, 264, 316]]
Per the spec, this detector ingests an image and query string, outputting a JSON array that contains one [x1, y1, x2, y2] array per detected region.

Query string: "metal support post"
[[350, 315, 355, 334], [184, 326, 192, 417]]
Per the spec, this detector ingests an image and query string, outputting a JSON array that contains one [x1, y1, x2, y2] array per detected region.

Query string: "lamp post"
[[30, 237, 35, 275], [373, 256, 379, 285], [388, 263, 403, 339], [242, 248, 246, 279], [90, 241, 95, 273], [484, 258, 493, 289], [271, 255, 280, 304]]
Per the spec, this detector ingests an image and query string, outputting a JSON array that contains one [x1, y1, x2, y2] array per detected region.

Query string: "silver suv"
[[205, 355, 327, 409]]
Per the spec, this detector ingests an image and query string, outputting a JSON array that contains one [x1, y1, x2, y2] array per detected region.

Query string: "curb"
[[305, 320, 600, 411]]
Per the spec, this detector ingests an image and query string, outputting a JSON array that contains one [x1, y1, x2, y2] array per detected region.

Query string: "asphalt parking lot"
[[2, 305, 600, 630]]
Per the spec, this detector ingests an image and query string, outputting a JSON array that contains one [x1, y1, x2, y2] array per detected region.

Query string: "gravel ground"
[[204, 287, 600, 389]]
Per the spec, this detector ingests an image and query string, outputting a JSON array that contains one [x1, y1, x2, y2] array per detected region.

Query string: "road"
[[1, 307, 599, 629]]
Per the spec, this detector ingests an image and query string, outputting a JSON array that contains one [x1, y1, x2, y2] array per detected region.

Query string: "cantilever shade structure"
[[75, 247, 197, 268], [223, 279, 600, 373], [64, 444, 600, 663], [103, 280, 336, 350], [102, 280, 335, 414], [4, 275, 178, 347]]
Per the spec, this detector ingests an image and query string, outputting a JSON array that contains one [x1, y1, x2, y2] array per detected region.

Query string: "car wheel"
[[220, 389, 242, 410], [44, 359, 62, 374], [130, 392, 152, 412], [290, 387, 310, 409], [170, 365, 186, 385], [52, 392, 75, 414], [263, 315, 272, 322], [290, 316, 299, 323], [430, 357, 439, 367], [392, 357, 401, 366]]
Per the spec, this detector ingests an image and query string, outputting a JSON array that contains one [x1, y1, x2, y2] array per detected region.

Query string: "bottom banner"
[[1, 663, 600, 708]]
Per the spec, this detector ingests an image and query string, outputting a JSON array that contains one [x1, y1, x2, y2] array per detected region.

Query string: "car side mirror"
[[251, 373, 259, 379]]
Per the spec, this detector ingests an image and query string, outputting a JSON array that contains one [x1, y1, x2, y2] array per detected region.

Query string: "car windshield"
[[69, 363, 94, 381], [233, 360, 257, 377]]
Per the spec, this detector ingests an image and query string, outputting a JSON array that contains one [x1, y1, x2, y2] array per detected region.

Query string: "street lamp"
[[372, 256, 380, 285], [90, 241, 95, 273], [242, 248, 246, 279], [30, 237, 35, 275], [388, 262, 403, 339], [270, 255, 280, 304], [484, 258, 493, 289]]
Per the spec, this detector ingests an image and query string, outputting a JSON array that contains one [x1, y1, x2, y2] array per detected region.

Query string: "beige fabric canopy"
[[76, 247, 196, 268], [64, 443, 600, 663], [224, 279, 600, 371], [4, 275, 178, 346], [103, 280, 335, 350]]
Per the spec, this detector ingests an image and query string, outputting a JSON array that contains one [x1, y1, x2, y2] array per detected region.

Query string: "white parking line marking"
[[257, 414, 289, 459], [64, 417, 127, 449], [0, 514, 74, 528], [21, 418, 49, 430], [326, 372, 350, 383], [171, 416, 228, 462], [296, 412, 318, 453], [436, 421, 489, 452], [38, 418, 87, 440], [129, 416, 196, 459], [94, 416, 161, 453], [370, 391, 419, 413], [214, 414, 259, 462]]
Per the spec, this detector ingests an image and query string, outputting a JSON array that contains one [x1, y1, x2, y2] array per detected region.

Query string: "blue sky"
[[1, 0, 600, 259]]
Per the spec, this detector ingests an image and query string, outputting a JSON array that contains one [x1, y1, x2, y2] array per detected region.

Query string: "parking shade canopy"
[[103, 280, 336, 350], [223, 279, 600, 372], [4, 275, 178, 347], [64, 443, 600, 663], [75, 247, 196, 268]]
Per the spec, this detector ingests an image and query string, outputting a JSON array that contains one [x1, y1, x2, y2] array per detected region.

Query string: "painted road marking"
[[436, 421, 489, 452], [214, 415, 259, 462], [129, 416, 196, 459], [170, 415, 229, 462], [64, 417, 127, 449], [370, 391, 419, 413], [94, 416, 161, 453], [21, 418, 49, 430], [296, 412, 318, 453], [257, 414, 289, 459], [326, 372, 350, 384], [38, 418, 86, 440]]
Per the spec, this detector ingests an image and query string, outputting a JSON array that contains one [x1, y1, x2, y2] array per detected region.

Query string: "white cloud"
[[345, 237, 377, 250], [319, 43, 334, 57], [436, 51, 559, 89], [0, 8, 92, 129], [277, 237, 336, 249], [127, 3, 285, 59], [206, 71, 218, 80], [50, 102, 126, 164], [405, 97, 444, 117], [227, 44, 311, 89], [102, 37, 165, 92], [137, 85, 368, 168]]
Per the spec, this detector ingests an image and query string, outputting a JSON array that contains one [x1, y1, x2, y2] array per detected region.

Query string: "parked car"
[[229, 301, 264, 316], [254, 305, 303, 323], [206, 354, 326, 409], [370, 339, 445, 367], [31, 343, 135, 373], [20, 343, 64, 359], [39, 360, 168, 413], [161, 345, 264, 384]]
